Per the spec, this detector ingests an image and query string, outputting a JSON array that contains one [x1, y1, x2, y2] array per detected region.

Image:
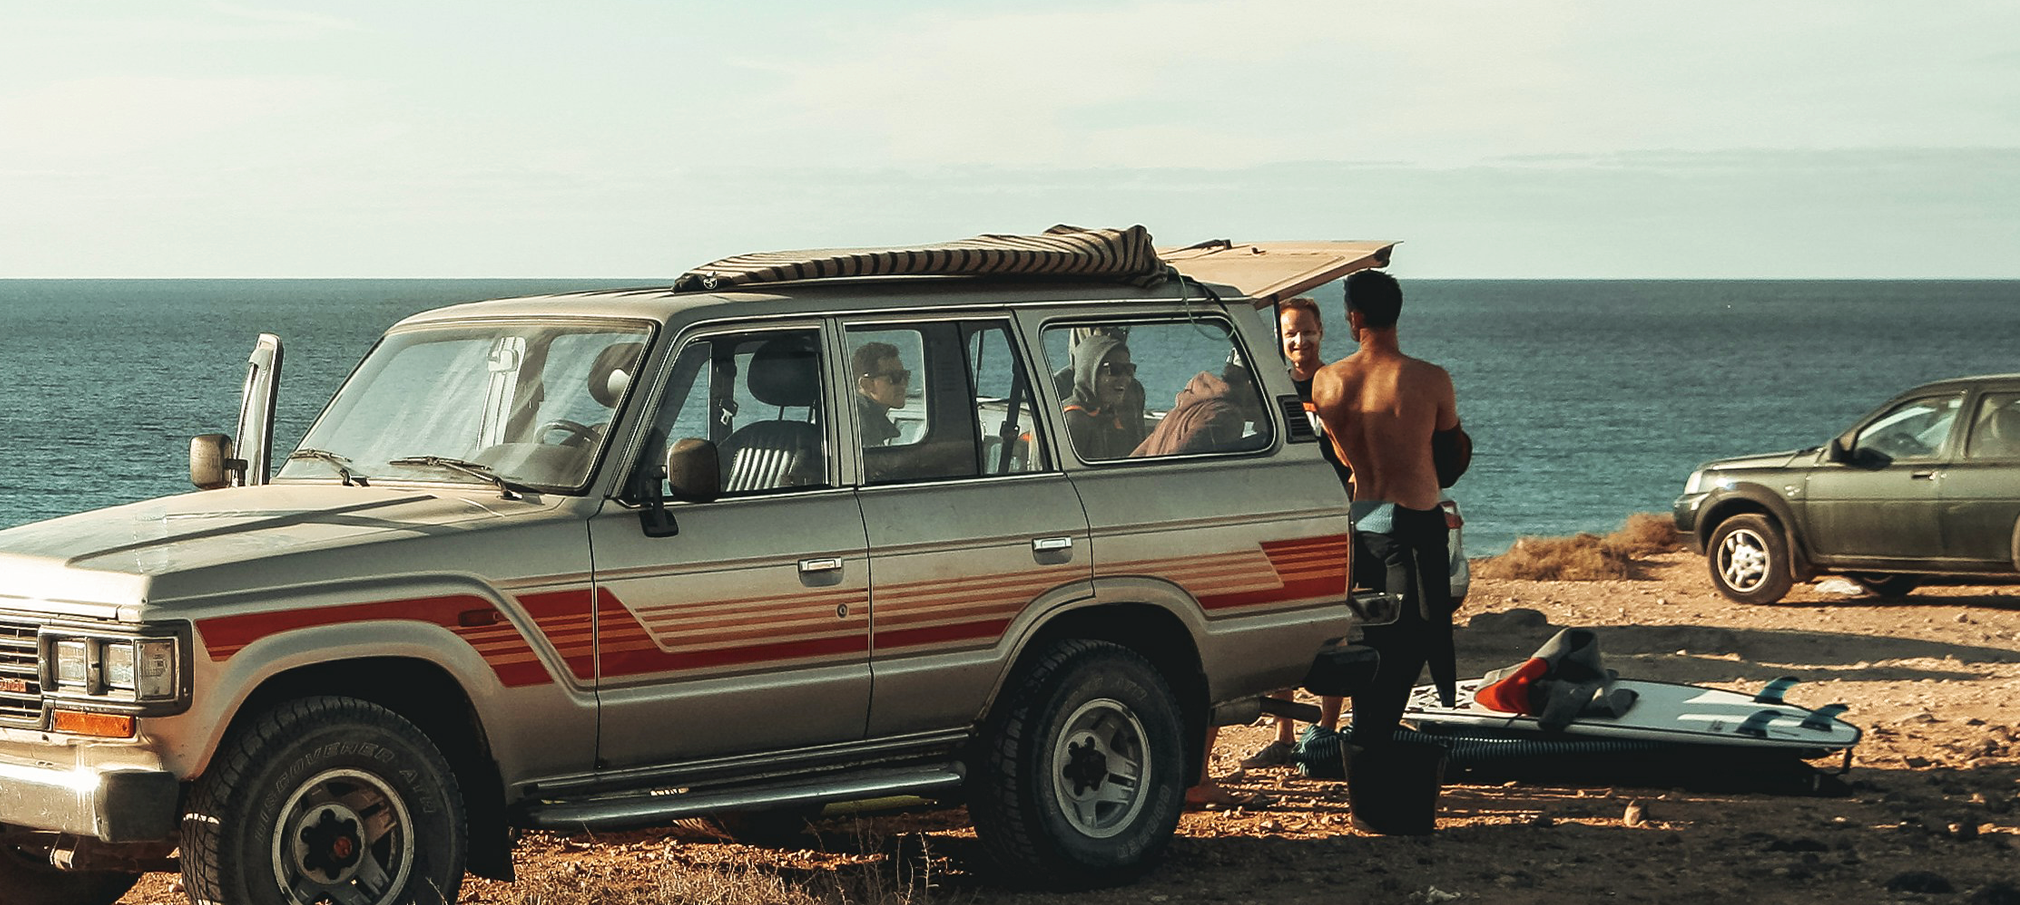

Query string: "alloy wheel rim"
[[1051, 698, 1151, 839], [1718, 528, 1770, 593], [271, 767, 416, 905]]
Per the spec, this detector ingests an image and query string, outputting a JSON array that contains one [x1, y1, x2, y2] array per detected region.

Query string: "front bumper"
[[0, 753, 179, 843]]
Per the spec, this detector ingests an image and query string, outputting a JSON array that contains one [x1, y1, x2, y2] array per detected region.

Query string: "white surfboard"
[[1403, 676, 1860, 756]]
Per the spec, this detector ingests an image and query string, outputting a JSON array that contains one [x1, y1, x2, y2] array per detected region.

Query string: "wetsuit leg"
[[1350, 506, 1457, 745]]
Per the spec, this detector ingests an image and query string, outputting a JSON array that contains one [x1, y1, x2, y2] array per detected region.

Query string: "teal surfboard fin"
[[1801, 703, 1850, 731], [1753, 676, 1800, 704]]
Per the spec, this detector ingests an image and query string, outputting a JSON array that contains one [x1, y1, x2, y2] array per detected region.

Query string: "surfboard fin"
[[1753, 676, 1800, 704], [1736, 709, 1781, 738], [1801, 703, 1850, 731]]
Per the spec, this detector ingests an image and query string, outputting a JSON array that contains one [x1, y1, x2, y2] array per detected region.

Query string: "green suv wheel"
[[1708, 514, 1794, 605]]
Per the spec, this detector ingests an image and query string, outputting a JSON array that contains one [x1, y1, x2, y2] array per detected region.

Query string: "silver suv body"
[[0, 233, 1397, 902]]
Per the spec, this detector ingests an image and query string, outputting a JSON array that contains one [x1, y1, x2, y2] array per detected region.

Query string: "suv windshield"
[[279, 320, 651, 491]]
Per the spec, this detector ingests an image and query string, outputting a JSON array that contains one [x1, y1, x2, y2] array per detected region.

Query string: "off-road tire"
[[1849, 573, 1921, 598], [0, 843, 138, 905], [1707, 514, 1795, 605], [968, 639, 1185, 889], [180, 696, 468, 905]]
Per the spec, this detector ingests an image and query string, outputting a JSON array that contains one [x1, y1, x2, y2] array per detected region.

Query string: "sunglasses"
[[868, 368, 912, 384], [1098, 362, 1137, 378]]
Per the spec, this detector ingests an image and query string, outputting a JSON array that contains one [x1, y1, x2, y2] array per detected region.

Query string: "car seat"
[[718, 336, 825, 492], [588, 342, 643, 409]]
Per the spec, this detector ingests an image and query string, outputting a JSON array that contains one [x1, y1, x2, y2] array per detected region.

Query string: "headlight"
[[41, 628, 187, 709], [1683, 470, 1705, 495]]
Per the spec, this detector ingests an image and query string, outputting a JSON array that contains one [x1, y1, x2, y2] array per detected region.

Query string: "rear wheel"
[[0, 843, 137, 905], [1849, 573, 1921, 598], [1707, 514, 1794, 604], [968, 639, 1185, 889], [181, 696, 467, 905]]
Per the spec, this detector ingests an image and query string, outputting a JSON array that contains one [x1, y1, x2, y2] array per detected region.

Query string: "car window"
[[847, 320, 1045, 484], [1852, 394, 1963, 462], [1965, 392, 2020, 460], [968, 322, 1050, 476], [645, 329, 828, 496], [1041, 319, 1272, 461]]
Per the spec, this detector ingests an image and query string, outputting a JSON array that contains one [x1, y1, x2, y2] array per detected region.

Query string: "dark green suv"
[[1675, 374, 2020, 604]]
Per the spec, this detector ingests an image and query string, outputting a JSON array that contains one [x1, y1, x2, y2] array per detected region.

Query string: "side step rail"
[[515, 764, 966, 832]]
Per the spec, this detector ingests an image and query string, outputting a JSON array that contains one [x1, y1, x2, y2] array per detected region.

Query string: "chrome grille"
[[0, 619, 44, 725]]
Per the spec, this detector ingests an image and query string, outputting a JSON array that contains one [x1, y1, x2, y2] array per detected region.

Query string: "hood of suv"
[[0, 485, 558, 608], [1702, 448, 1812, 472]]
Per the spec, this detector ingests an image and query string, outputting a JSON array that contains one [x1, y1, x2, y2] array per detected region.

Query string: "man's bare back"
[[1311, 343, 1457, 512]]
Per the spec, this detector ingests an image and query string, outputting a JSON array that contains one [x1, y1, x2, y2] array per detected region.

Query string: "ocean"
[[2, 279, 2015, 555]]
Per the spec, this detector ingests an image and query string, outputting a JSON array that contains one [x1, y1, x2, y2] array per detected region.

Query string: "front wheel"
[[0, 843, 137, 905], [968, 639, 1185, 889], [1707, 514, 1794, 604], [180, 696, 468, 905]]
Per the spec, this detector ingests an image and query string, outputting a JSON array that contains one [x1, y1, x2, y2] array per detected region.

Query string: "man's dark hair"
[[1344, 270, 1402, 329], [851, 341, 900, 378]]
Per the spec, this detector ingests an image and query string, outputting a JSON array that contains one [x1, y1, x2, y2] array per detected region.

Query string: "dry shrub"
[[1475, 512, 1682, 581], [1609, 511, 1683, 557]]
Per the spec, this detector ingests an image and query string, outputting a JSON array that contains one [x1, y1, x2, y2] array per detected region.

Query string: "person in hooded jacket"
[[1061, 332, 1146, 458]]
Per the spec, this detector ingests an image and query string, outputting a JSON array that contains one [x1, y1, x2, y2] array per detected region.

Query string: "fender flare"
[[1700, 485, 1814, 578]]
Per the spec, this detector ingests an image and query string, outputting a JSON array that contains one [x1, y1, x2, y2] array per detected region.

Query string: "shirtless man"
[[1311, 270, 1468, 749]]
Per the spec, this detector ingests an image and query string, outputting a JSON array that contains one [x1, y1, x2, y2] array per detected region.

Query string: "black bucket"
[[1347, 740, 1448, 835]]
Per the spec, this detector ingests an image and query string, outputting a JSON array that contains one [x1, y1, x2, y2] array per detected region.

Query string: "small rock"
[[1530, 814, 1556, 828], [1815, 577, 1869, 596], [1887, 871, 1955, 894], [1623, 801, 1647, 827], [1949, 821, 1980, 839]]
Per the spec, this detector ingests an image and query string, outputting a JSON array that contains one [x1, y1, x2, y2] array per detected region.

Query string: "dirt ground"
[[118, 551, 2020, 905]]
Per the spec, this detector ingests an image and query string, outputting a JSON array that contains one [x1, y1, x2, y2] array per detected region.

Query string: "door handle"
[[1032, 536, 1073, 553], [1910, 471, 1938, 480], [798, 557, 844, 574]]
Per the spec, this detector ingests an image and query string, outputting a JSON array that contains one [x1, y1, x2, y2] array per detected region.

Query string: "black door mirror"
[[1827, 437, 1851, 463], [666, 438, 721, 503]]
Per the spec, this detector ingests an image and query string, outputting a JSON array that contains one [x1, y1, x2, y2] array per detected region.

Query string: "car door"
[[844, 316, 1094, 737], [1804, 392, 1964, 562], [1942, 387, 2020, 566], [588, 324, 872, 770]]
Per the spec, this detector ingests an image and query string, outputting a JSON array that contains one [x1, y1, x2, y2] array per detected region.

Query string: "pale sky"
[[3, 1, 2017, 278]]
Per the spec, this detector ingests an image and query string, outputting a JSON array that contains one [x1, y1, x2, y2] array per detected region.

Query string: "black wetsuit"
[[1350, 505, 1457, 748]]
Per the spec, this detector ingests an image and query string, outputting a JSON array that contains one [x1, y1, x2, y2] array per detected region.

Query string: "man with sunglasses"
[[852, 341, 910, 448]]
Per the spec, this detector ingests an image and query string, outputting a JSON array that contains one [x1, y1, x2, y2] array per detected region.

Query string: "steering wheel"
[[538, 419, 603, 447]]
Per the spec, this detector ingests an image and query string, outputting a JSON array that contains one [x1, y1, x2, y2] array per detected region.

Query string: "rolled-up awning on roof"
[[673, 224, 1171, 292]]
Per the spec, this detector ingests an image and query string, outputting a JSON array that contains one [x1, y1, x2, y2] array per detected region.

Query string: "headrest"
[[588, 342, 644, 408], [748, 336, 820, 408]]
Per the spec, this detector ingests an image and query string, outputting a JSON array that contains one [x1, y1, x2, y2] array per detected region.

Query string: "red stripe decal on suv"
[[196, 594, 557, 688]]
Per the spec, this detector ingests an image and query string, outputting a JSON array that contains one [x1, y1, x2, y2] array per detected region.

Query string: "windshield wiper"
[[386, 456, 530, 500], [287, 448, 369, 487]]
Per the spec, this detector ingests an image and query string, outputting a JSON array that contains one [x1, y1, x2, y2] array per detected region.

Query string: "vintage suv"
[[0, 227, 1397, 905]]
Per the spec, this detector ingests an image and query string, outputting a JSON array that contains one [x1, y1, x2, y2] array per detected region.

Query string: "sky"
[[3, 1, 2017, 278]]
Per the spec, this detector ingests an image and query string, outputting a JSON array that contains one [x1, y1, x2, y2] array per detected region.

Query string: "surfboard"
[[1402, 675, 1860, 758]]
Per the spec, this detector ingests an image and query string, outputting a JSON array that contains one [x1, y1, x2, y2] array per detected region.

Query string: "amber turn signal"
[[52, 709, 135, 738]]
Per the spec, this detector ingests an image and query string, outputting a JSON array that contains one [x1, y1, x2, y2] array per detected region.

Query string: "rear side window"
[[846, 319, 1050, 485], [1041, 319, 1273, 461], [1965, 392, 2020, 459]]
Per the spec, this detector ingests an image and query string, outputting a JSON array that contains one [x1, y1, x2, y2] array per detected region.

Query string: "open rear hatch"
[[1160, 240, 1398, 308]]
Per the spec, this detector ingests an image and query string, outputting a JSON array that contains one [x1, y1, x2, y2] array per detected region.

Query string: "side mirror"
[[666, 438, 721, 503], [190, 434, 242, 490], [1826, 437, 1850, 463]]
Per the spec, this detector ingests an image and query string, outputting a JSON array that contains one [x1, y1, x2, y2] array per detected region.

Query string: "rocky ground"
[[119, 551, 2020, 904]]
